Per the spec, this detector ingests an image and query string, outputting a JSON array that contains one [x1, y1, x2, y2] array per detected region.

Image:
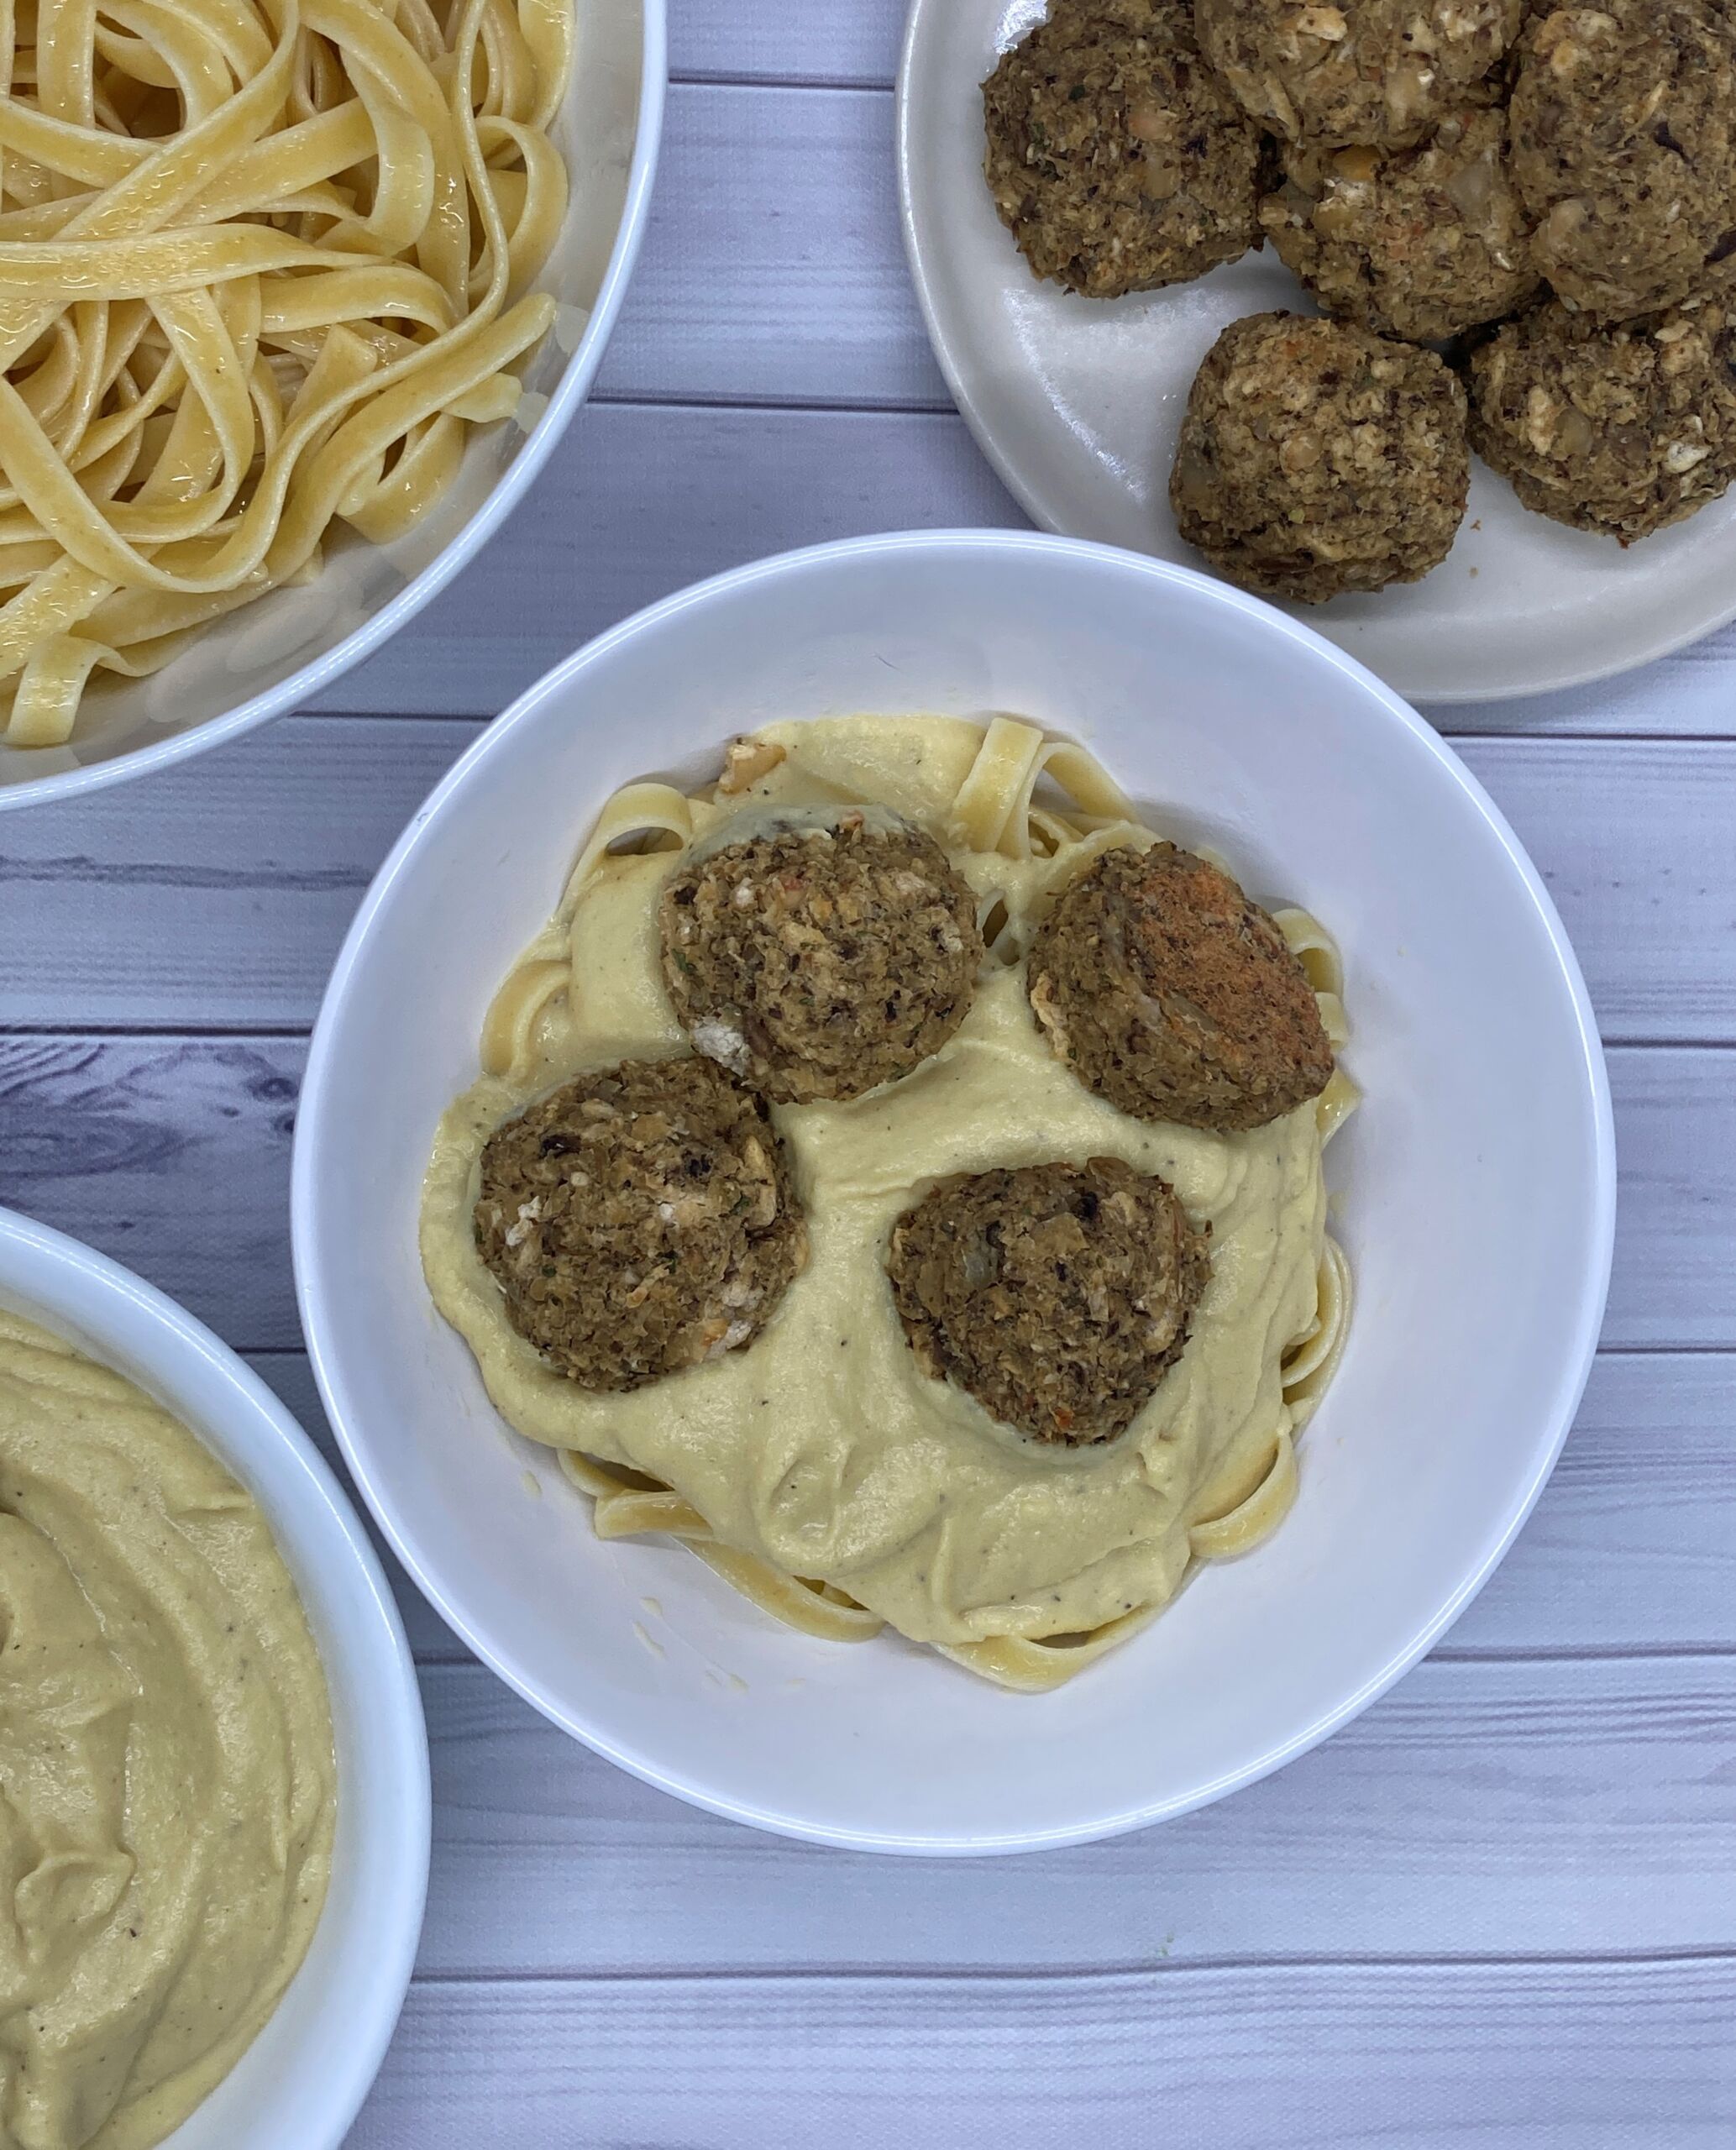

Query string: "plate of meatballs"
[[899, 0, 1736, 700]]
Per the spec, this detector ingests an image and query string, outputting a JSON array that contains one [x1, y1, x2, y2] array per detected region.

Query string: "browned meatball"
[[887, 1159, 1210, 1444], [1509, 2, 1736, 322], [1195, 0, 1524, 150], [1170, 312, 1471, 603], [982, 0, 1263, 299], [1466, 293, 1736, 539], [1027, 842, 1335, 1132], [659, 811, 983, 1105], [1260, 102, 1539, 340], [475, 1057, 807, 1390]]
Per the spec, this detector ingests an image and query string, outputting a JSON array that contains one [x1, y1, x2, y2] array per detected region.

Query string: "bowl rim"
[[293, 527, 1618, 1854], [0, 0, 669, 816], [0, 1202, 432, 2133]]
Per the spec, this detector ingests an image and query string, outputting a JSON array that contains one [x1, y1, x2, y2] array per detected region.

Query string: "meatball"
[[1509, 2, 1736, 323], [982, 0, 1263, 299], [475, 1057, 807, 1391], [887, 1159, 1210, 1444], [1195, 0, 1524, 150], [1169, 312, 1471, 602], [1260, 102, 1539, 339], [659, 810, 983, 1106], [1028, 842, 1335, 1132], [1466, 293, 1736, 540]]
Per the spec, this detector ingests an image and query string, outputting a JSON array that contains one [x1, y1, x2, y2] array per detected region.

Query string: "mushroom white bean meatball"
[[1508, 1, 1736, 323], [1028, 841, 1335, 1132], [1170, 312, 1471, 603], [1195, 0, 1524, 150], [983, 0, 1264, 298], [888, 1158, 1211, 1444], [475, 1057, 807, 1390], [660, 811, 984, 1105], [1466, 293, 1736, 540]]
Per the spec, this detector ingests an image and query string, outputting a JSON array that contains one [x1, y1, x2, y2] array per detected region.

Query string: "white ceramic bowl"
[[0, 1206, 429, 2146], [294, 530, 1616, 1855], [0, 0, 665, 810]]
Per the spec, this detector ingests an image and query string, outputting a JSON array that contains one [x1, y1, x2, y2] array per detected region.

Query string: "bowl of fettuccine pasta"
[[0, 0, 663, 803]]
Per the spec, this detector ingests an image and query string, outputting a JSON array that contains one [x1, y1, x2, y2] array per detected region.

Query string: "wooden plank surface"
[[4, 13, 1735, 2142], [595, 87, 948, 411], [349, 1959, 1736, 2150], [406, 1653, 1736, 1972], [671, 0, 904, 87], [312, 405, 1023, 719]]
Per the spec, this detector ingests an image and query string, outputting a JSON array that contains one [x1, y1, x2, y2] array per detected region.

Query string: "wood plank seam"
[[669, 71, 899, 93], [588, 388, 963, 417], [398, 1946, 1736, 1986]]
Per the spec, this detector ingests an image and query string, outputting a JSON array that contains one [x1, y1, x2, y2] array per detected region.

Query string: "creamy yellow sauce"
[[0, 1312, 335, 2150], [421, 716, 1334, 1652]]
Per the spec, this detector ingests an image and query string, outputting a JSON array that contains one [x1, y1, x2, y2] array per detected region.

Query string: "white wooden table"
[[5, 8, 1736, 2141]]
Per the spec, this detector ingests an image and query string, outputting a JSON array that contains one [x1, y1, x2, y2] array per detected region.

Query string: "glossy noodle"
[[0, 0, 572, 746]]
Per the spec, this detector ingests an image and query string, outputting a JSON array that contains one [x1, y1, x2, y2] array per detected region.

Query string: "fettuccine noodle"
[[0, 0, 573, 746]]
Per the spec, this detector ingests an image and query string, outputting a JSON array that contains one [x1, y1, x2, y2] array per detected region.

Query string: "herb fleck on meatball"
[[1028, 842, 1335, 1132], [888, 1158, 1211, 1444], [475, 1057, 807, 1391], [660, 812, 984, 1105], [983, 0, 1263, 300]]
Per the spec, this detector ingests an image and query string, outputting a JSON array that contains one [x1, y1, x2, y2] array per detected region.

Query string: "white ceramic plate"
[[0, 1207, 429, 2149], [294, 529, 1614, 1855], [897, 0, 1736, 705], [0, 0, 665, 809]]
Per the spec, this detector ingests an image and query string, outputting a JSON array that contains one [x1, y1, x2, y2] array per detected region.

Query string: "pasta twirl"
[[0, 0, 573, 747]]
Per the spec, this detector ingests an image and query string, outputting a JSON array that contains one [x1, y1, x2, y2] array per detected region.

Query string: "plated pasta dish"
[[0, 0, 573, 747], [421, 715, 1357, 1691]]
